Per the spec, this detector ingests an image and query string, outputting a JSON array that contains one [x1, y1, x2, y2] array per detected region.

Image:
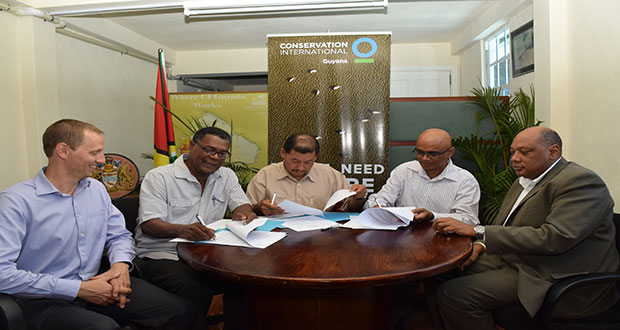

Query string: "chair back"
[[614, 213, 620, 254], [112, 197, 140, 235]]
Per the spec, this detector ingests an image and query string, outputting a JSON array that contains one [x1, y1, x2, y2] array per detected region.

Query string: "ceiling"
[[32, 0, 495, 52]]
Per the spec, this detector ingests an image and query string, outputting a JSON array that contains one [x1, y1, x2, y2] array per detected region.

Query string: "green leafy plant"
[[453, 85, 540, 223], [147, 96, 259, 191]]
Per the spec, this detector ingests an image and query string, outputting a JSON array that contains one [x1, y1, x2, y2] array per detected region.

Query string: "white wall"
[[454, 0, 533, 96], [0, 12, 171, 191], [0, 12, 29, 189], [534, 0, 620, 207], [459, 40, 483, 95], [174, 48, 268, 75], [173, 42, 458, 75], [391, 43, 458, 67], [55, 33, 157, 176]]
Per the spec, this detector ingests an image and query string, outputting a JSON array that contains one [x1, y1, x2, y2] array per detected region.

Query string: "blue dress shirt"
[[0, 168, 135, 300]]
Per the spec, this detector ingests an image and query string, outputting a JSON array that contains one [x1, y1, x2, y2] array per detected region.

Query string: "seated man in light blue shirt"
[[0, 119, 194, 330], [135, 126, 256, 330]]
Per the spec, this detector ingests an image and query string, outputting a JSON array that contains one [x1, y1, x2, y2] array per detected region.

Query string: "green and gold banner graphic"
[[169, 92, 268, 170], [268, 33, 391, 192]]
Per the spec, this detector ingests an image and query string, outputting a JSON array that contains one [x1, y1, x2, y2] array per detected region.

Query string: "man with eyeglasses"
[[246, 133, 367, 215], [365, 128, 480, 225], [135, 126, 256, 330]]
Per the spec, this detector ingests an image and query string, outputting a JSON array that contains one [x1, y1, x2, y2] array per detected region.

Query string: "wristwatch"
[[473, 225, 485, 240]]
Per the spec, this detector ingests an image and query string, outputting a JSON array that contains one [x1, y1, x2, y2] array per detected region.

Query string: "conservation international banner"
[[268, 33, 391, 192], [169, 92, 268, 170]]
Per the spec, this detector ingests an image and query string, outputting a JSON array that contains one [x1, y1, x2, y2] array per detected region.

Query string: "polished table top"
[[178, 220, 472, 288]]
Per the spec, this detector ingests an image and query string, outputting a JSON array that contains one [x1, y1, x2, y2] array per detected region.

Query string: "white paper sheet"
[[242, 231, 287, 249], [278, 200, 324, 216], [169, 217, 286, 248], [264, 213, 305, 220], [278, 189, 356, 216], [226, 217, 267, 240], [340, 215, 398, 230], [282, 216, 340, 232], [323, 189, 356, 211], [170, 231, 286, 249], [205, 219, 231, 230], [355, 207, 415, 230]]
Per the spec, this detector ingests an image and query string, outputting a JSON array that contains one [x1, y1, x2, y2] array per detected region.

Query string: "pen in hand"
[[195, 214, 215, 240], [271, 192, 277, 205], [195, 214, 207, 226]]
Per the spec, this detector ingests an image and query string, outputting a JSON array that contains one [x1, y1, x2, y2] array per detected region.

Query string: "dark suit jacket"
[[485, 158, 619, 317]]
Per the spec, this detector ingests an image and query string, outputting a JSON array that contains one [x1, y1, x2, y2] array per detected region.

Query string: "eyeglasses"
[[413, 147, 452, 158], [193, 139, 231, 159]]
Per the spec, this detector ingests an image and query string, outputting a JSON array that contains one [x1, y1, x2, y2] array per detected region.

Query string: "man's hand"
[[91, 262, 132, 308], [78, 271, 120, 306], [411, 208, 434, 222], [432, 217, 476, 237], [460, 243, 485, 270], [178, 222, 216, 241], [233, 211, 257, 224], [258, 200, 285, 216], [232, 205, 258, 225], [350, 184, 367, 199]]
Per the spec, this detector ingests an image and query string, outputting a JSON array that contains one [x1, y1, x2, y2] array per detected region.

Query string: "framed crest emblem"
[[92, 153, 140, 199]]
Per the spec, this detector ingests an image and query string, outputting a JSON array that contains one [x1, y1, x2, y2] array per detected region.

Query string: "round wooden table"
[[178, 220, 472, 330]]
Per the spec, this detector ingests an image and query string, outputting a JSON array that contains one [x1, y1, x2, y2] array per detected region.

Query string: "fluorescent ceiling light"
[[183, 0, 388, 18]]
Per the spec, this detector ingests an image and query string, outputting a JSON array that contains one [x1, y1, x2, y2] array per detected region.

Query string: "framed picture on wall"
[[511, 20, 534, 77]]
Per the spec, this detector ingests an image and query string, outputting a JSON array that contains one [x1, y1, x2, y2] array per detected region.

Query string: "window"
[[485, 27, 510, 96]]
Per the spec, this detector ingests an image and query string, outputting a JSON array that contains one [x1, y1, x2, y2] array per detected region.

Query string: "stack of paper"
[[281, 215, 340, 232], [278, 189, 356, 216], [342, 207, 415, 230], [170, 218, 286, 249]]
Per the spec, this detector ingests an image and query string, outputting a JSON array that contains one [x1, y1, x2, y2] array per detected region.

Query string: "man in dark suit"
[[432, 126, 619, 330]]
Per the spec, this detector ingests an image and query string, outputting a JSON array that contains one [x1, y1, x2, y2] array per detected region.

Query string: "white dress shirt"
[[135, 154, 251, 260], [365, 159, 480, 225]]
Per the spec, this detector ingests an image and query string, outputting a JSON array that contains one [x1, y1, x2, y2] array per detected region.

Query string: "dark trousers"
[[139, 257, 248, 330], [18, 277, 195, 330], [434, 254, 519, 330]]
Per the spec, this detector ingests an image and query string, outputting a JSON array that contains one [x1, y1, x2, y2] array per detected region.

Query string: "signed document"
[[352, 207, 415, 230], [278, 189, 356, 216], [171, 218, 286, 249]]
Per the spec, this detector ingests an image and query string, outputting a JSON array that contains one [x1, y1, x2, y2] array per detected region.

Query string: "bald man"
[[247, 134, 367, 215], [433, 127, 619, 329], [365, 128, 480, 225]]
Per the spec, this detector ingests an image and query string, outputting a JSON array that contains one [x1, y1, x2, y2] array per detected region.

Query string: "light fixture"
[[183, 0, 387, 18]]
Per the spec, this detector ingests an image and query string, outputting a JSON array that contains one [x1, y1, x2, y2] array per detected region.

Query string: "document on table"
[[170, 217, 286, 249], [355, 207, 415, 230], [340, 215, 397, 230], [278, 189, 356, 216], [282, 215, 340, 232], [323, 189, 357, 211]]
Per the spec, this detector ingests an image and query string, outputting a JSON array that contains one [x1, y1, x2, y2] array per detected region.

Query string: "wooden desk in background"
[[178, 220, 472, 330]]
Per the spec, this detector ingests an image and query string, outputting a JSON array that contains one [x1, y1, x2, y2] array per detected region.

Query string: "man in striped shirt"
[[365, 128, 480, 225]]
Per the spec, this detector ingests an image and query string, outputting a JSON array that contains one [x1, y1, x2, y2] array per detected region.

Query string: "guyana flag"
[[153, 49, 177, 167]]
